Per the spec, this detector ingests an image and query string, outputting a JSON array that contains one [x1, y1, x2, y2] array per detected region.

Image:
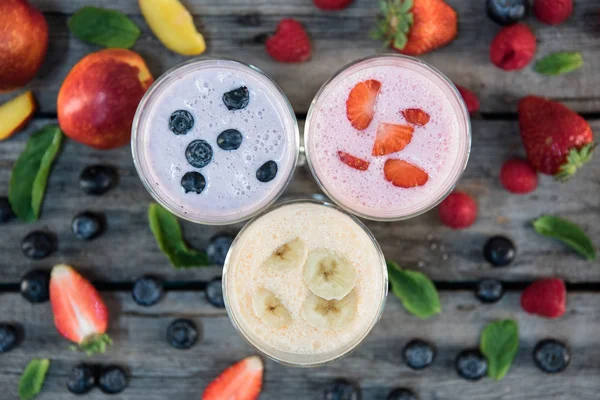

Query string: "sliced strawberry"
[[338, 151, 370, 171], [372, 123, 414, 156], [401, 108, 430, 126], [346, 79, 381, 130], [50, 264, 111, 354], [202, 356, 263, 400], [384, 159, 429, 188]]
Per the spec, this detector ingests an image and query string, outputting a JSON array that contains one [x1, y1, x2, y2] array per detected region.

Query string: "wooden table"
[[1, 1, 599, 399]]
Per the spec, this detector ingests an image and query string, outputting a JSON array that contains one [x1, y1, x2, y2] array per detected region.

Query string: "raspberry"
[[490, 24, 536, 71], [500, 158, 538, 194], [438, 191, 477, 229], [456, 85, 480, 113], [521, 278, 566, 318], [534, 0, 573, 25]]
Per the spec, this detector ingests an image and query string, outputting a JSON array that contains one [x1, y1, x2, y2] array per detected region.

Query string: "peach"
[[57, 49, 154, 150], [0, 0, 48, 92], [0, 91, 36, 140]]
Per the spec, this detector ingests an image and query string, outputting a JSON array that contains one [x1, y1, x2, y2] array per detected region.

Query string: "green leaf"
[[533, 216, 596, 261], [18, 359, 50, 400], [387, 261, 441, 319], [148, 203, 210, 268], [535, 52, 583, 76], [480, 319, 519, 380], [399, 0, 414, 13], [9, 125, 63, 222], [69, 6, 140, 49]]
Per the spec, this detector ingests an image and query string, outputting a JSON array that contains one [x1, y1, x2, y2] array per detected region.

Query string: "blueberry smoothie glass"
[[132, 58, 300, 225], [304, 54, 471, 221]]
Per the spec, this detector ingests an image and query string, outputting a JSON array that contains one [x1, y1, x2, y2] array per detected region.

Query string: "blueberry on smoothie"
[[217, 129, 243, 150], [222, 86, 249, 110], [168, 110, 194, 135], [181, 171, 206, 194], [186, 140, 213, 168], [256, 160, 278, 183]]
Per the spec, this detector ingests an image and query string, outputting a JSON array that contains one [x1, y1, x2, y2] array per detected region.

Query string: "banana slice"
[[301, 290, 357, 330], [262, 238, 308, 272], [302, 250, 357, 300], [252, 288, 292, 329]]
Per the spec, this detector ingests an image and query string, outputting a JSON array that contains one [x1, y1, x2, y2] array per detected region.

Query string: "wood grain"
[[1, 1, 600, 114]]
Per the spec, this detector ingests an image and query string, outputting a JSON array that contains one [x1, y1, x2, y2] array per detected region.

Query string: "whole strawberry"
[[490, 24, 536, 71], [519, 96, 595, 180], [314, 0, 352, 10], [266, 19, 311, 63], [534, 0, 573, 25], [521, 278, 566, 318], [372, 0, 458, 56]]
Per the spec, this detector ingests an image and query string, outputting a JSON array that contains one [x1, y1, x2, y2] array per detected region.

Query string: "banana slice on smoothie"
[[302, 249, 357, 300], [301, 290, 357, 330], [262, 237, 308, 272], [252, 288, 292, 329]]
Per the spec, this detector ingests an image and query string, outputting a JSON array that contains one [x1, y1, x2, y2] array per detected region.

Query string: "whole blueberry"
[[168, 110, 194, 135], [486, 0, 528, 26], [256, 160, 278, 183], [0, 197, 14, 223], [20, 270, 50, 303], [205, 278, 225, 308], [72, 211, 105, 240], [67, 364, 98, 395], [222, 86, 249, 110], [132, 276, 164, 307], [206, 233, 235, 266], [455, 349, 488, 381], [475, 279, 504, 304], [388, 388, 418, 400], [483, 236, 516, 267], [185, 140, 213, 168], [217, 129, 244, 150], [181, 171, 206, 194], [79, 165, 117, 195], [98, 365, 128, 394], [323, 379, 360, 400], [0, 323, 19, 353], [403, 339, 436, 370], [533, 339, 570, 374], [167, 319, 199, 350], [21, 231, 56, 260]]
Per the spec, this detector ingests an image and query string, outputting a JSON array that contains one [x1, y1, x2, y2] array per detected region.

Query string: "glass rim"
[[221, 198, 389, 367], [303, 53, 472, 222], [131, 57, 300, 226]]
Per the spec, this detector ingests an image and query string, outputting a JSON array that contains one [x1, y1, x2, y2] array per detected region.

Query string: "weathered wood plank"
[[1, 1, 600, 114], [0, 291, 598, 399], [0, 118, 598, 283]]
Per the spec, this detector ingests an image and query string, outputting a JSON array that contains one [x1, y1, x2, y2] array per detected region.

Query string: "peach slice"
[[139, 0, 206, 56], [0, 91, 36, 140]]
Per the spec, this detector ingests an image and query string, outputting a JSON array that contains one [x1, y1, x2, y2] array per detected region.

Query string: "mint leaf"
[[9, 125, 63, 222], [480, 319, 519, 380], [69, 6, 140, 49], [18, 359, 50, 400], [535, 52, 583, 76], [387, 261, 441, 319], [533, 215, 596, 261], [148, 203, 210, 268]]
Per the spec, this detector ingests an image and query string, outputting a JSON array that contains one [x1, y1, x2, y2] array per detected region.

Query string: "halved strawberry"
[[384, 159, 429, 188], [372, 122, 414, 156], [402, 108, 430, 126], [346, 79, 381, 130], [202, 356, 263, 400], [338, 151, 370, 171], [49, 264, 111, 355]]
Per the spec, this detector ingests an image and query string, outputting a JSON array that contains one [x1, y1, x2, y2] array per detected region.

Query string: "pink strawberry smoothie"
[[305, 55, 471, 221]]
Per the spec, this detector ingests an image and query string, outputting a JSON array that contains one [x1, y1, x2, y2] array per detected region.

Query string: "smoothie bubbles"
[[132, 59, 299, 225]]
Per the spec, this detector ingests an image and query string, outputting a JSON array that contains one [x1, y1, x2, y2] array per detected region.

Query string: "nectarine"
[[0, 91, 36, 140], [57, 49, 154, 150], [0, 0, 48, 92]]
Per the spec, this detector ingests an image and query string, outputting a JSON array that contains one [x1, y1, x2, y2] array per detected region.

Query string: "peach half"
[[0, 91, 36, 140]]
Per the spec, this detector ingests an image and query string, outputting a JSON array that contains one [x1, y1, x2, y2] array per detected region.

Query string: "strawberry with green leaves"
[[372, 0, 458, 56]]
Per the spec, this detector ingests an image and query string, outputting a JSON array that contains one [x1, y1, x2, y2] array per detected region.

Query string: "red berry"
[[456, 85, 480, 113], [490, 24, 536, 71], [534, 0, 573, 25], [265, 19, 312, 63], [521, 278, 566, 319], [438, 191, 477, 229], [314, 0, 352, 10], [500, 158, 538, 194]]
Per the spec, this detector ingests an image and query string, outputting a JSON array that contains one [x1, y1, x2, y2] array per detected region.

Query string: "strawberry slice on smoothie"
[[372, 123, 414, 156], [338, 151, 370, 171], [346, 79, 381, 130], [384, 159, 429, 188], [402, 108, 430, 126]]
